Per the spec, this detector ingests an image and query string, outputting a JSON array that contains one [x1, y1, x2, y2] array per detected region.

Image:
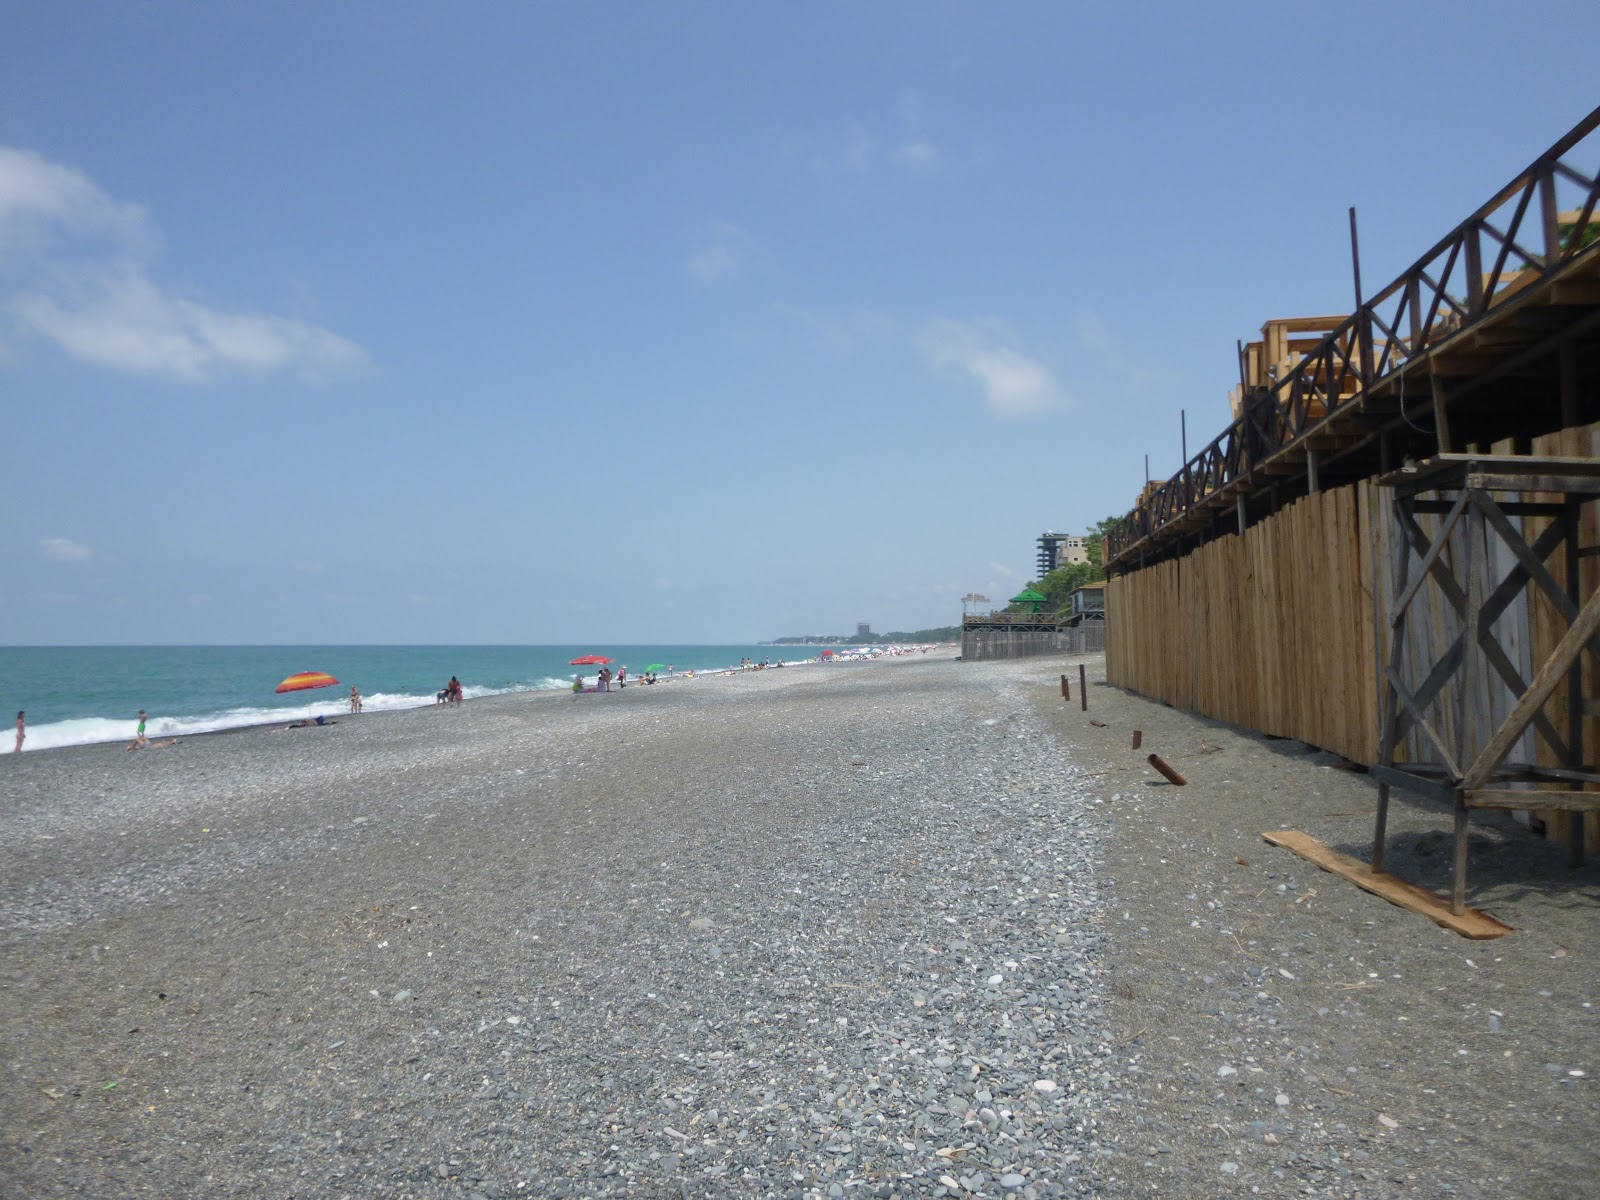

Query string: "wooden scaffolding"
[[1373, 455, 1600, 914]]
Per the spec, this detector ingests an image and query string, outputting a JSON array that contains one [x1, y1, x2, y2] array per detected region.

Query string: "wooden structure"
[[1106, 483, 1378, 764], [1372, 455, 1600, 912], [961, 608, 1105, 661], [1064, 582, 1106, 626], [1229, 315, 1348, 421], [1105, 106, 1600, 571], [1101, 110, 1600, 910]]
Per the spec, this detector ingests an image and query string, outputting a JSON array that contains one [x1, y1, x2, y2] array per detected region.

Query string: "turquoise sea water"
[[0, 645, 851, 752]]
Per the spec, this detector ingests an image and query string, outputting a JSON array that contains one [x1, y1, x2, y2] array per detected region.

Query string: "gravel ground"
[[1040, 656, 1599, 1200], [2, 653, 1117, 1199], [3, 652, 1594, 1200]]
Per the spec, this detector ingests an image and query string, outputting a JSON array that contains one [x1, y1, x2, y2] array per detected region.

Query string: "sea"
[[0, 644, 854, 753]]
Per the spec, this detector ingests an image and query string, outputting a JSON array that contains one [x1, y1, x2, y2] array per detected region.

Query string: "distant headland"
[[765, 626, 960, 646]]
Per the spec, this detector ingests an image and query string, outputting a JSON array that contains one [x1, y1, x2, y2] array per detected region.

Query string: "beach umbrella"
[[275, 670, 341, 694], [644, 663, 665, 672], [569, 655, 614, 666]]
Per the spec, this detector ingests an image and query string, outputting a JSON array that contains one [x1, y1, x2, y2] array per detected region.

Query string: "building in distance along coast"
[[1036, 532, 1088, 577]]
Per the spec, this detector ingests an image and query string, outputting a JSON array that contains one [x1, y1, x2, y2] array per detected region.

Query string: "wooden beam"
[[1462, 585, 1600, 790], [1465, 789, 1600, 812], [1262, 830, 1511, 939], [1430, 374, 1453, 453]]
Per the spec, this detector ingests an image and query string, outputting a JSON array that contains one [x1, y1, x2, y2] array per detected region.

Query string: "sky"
[[2, 2, 1596, 645]]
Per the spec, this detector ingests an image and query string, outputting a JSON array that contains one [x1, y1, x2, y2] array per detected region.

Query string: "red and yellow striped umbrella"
[[275, 670, 341, 694]]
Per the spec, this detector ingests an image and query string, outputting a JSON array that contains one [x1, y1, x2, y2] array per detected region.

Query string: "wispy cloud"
[[1077, 311, 1176, 394], [917, 317, 1063, 417], [40, 537, 92, 563], [890, 139, 944, 170], [0, 145, 367, 382], [686, 220, 761, 284], [989, 561, 1021, 579], [819, 112, 945, 175]]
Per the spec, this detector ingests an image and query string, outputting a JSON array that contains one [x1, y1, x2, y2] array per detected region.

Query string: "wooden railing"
[[963, 611, 1060, 625], [1106, 104, 1600, 568]]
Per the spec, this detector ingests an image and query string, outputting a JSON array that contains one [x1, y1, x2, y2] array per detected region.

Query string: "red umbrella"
[[275, 670, 341, 694], [569, 655, 614, 666]]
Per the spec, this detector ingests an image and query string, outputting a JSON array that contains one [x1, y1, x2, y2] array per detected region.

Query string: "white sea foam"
[[16, 677, 577, 752]]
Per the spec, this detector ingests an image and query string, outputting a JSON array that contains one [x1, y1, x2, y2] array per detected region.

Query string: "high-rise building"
[[856, 621, 873, 639], [1037, 532, 1088, 577]]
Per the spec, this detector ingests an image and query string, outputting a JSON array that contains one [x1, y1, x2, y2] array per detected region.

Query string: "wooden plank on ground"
[[1261, 829, 1512, 939]]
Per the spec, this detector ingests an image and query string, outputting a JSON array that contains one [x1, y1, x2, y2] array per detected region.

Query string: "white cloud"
[[890, 140, 944, 170], [918, 317, 1063, 417], [0, 145, 367, 382], [0, 147, 149, 253], [686, 221, 760, 284], [40, 537, 92, 562]]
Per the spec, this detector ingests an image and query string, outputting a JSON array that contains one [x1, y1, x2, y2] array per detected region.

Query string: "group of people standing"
[[572, 664, 625, 696]]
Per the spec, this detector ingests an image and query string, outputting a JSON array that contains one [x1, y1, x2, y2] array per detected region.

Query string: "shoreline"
[[5, 644, 955, 758]]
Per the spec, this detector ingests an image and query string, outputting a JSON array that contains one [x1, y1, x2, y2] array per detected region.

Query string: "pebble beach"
[[2, 652, 1595, 1199]]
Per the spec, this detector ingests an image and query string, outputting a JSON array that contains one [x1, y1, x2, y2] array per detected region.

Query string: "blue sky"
[[2, 3, 1595, 644]]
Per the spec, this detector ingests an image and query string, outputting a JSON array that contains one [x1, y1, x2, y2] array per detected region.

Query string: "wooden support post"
[[1561, 339, 1580, 429], [1237, 494, 1247, 535], [1373, 490, 1418, 874], [1431, 374, 1454, 454], [1453, 494, 1487, 914], [1078, 664, 1088, 712], [1307, 449, 1320, 494], [1147, 754, 1187, 786], [1564, 497, 1587, 866], [1061, 673, 1069, 701], [1131, 730, 1142, 750]]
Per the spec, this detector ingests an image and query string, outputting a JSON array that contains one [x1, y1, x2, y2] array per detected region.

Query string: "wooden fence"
[[1106, 482, 1378, 763]]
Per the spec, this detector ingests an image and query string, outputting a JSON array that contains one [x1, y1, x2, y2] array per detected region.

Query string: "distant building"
[[1037, 531, 1088, 576], [856, 621, 873, 639]]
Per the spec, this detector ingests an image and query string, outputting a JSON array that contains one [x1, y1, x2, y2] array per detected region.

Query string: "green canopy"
[[1010, 587, 1049, 613]]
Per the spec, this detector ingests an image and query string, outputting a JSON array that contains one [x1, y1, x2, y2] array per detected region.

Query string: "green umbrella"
[[644, 663, 666, 672]]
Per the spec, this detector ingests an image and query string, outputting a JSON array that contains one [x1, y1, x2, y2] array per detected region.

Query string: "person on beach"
[[282, 716, 335, 729], [128, 737, 180, 750], [349, 685, 362, 714], [616, 665, 627, 689], [130, 709, 148, 751], [572, 673, 583, 699], [448, 676, 463, 705], [13, 711, 22, 753]]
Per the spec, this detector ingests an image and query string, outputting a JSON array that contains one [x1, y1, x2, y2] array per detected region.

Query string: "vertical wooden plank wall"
[[1105, 483, 1378, 764]]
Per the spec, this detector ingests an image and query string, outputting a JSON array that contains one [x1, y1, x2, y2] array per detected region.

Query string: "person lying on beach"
[[281, 715, 336, 729], [127, 736, 180, 751]]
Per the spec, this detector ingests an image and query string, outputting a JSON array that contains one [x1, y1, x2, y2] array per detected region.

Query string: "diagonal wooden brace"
[[1462, 584, 1600, 791]]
